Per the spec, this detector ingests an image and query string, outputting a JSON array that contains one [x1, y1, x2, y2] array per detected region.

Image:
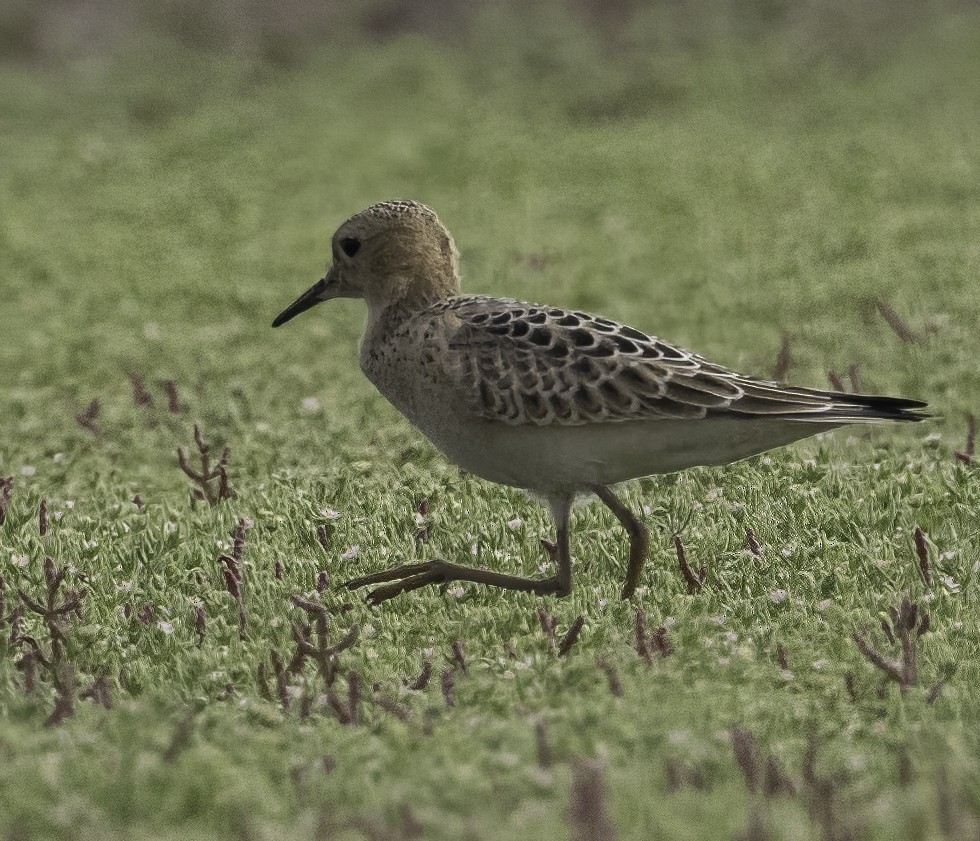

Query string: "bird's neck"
[[363, 271, 459, 335]]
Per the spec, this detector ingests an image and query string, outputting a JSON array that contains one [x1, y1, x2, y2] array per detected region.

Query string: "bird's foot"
[[343, 559, 565, 605]]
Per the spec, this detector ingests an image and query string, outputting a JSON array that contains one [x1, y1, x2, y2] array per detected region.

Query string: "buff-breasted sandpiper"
[[273, 200, 928, 604]]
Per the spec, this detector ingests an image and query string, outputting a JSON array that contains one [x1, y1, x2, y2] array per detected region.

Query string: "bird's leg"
[[591, 484, 649, 600], [343, 498, 573, 606]]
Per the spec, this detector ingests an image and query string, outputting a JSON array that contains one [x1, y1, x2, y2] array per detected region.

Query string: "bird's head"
[[272, 200, 460, 327]]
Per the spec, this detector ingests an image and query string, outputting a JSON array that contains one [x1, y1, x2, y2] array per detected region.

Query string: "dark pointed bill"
[[272, 277, 328, 327]]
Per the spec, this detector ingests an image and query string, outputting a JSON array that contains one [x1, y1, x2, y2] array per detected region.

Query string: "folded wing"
[[415, 296, 927, 427]]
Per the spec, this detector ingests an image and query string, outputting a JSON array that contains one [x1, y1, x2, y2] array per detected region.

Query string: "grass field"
[[1, 3, 980, 838]]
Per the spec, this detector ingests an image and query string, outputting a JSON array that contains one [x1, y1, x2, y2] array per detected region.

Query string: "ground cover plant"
[[1, 2, 979, 838]]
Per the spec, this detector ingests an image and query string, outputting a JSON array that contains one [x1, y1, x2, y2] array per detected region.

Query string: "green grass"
[[2, 5, 980, 839]]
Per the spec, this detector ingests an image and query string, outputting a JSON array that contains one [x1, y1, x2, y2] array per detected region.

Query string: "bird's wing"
[[412, 296, 926, 427]]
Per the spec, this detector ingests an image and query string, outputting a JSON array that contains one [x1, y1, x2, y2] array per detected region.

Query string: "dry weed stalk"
[[218, 518, 249, 638], [415, 498, 430, 545], [0, 476, 12, 526], [288, 594, 359, 690], [954, 413, 976, 464], [74, 398, 102, 437], [440, 667, 455, 707], [732, 727, 798, 799], [451, 639, 467, 673], [535, 720, 554, 768], [913, 527, 931, 588], [569, 759, 617, 841], [558, 615, 585, 656], [11, 557, 89, 725], [595, 658, 623, 697], [852, 594, 929, 694], [675, 534, 706, 593], [409, 659, 432, 691], [634, 609, 672, 664], [163, 379, 183, 413], [177, 423, 233, 505], [772, 331, 792, 380], [875, 299, 920, 343], [128, 372, 154, 407], [538, 606, 559, 652]]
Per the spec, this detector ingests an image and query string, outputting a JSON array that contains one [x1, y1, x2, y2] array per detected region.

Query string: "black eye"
[[339, 237, 361, 258]]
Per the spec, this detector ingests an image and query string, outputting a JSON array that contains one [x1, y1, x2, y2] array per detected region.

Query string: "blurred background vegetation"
[[0, 0, 967, 66]]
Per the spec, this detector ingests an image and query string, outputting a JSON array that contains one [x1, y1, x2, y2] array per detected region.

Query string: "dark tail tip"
[[833, 392, 931, 422]]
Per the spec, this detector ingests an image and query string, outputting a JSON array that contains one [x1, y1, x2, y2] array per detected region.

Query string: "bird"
[[272, 200, 928, 605]]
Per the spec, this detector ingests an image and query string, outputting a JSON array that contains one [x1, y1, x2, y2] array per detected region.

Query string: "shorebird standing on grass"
[[273, 200, 927, 604]]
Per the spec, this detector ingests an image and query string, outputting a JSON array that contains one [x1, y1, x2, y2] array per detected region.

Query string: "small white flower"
[[319, 508, 341, 520], [362, 623, 376, 637], [470, 542, 478, 556], [20, 465, 35, 477], [12, 554, 28, 568], [941, 576, 960, 592], [448, 585, 465, 597], [340, 545, 360, 560], [52, 453, 65, 463], [642, 504, 652, 515], [157, 621, 174, 634], [812, 659, 828, 670], [923, 432, 942, 443], [65, 500, 75, 509], [769, 589, 788, 603], [722, 630, 738, 644], [413, 512, 426, 526], [506, 517, 523, 529], [163, 521, 177, 535], [116, 580, 134, 592], [939, 550, 956, 561], [709, 614, 726, 625], [300, 396, 322, 412]]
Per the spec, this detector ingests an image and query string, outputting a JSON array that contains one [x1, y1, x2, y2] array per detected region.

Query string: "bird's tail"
[[781, 391, 930, 424]]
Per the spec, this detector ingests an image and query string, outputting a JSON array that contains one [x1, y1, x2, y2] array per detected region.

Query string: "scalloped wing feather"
[[410, 296, 877, 427]]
